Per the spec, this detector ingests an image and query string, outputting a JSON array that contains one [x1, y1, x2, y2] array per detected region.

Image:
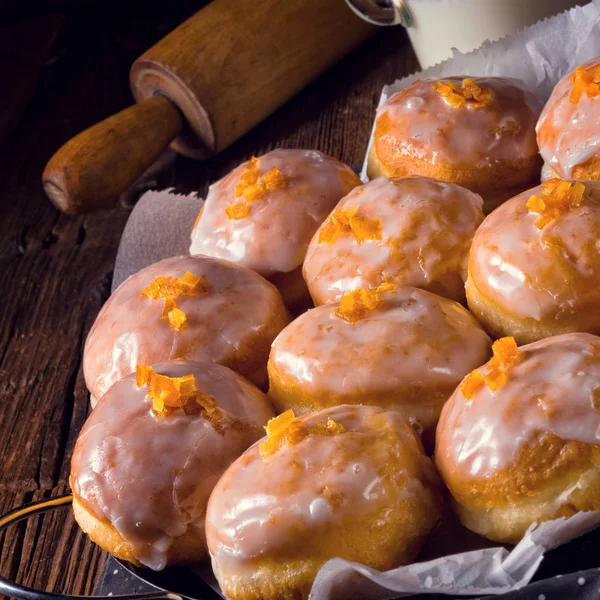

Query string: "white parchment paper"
[[111, 4, 600, 595], [112, 189, 203, 292], [360, 0, 600, 180]]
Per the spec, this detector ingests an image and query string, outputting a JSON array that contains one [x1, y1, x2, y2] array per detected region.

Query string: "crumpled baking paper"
[[112, 189, 203, 292], [309, 512, 600, 599], [361, 0, 600, 180], [111, 3, 600, 595]]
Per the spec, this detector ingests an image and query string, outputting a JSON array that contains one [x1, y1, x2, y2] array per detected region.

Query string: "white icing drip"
[[437, 333, 600, 477], [377, 77, 542, 167], [83, 255, 289, 402], [206, 405, 440, 564], [71, 361, 274, 570], [468, 182, 600, 321], [303, 176, 484, 306], [269, 287, 491, 429], [189, 149, 359, 276], [537, 59, 600, 178]]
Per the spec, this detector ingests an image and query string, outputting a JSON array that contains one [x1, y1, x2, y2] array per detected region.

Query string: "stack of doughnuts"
[[70, 61, 600, 600]]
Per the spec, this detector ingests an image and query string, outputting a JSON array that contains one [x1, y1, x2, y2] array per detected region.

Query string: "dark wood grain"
[[0, 2, 418, 597], [0, 14, 65, 140]]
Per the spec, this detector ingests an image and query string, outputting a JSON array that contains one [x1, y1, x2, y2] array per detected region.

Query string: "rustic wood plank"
[[0, 487, 106, 599], [0, 15, 65, 141]]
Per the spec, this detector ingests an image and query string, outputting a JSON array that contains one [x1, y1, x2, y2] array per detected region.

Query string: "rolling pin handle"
[[42, 94, 184, 215]]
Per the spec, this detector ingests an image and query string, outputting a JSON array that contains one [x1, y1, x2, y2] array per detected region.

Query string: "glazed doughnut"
[[303, 176, 484, 306], [206, 404, 443, 600], [189, 149, 360, 309], [268, 286, 491, 447], [466, 178, 600, 344], [84, 255, 289, 405], [367, 77, 543, 212], [70, 360, 275, 569], [537, 57, 600, 180], [435, 333, 600, 544]]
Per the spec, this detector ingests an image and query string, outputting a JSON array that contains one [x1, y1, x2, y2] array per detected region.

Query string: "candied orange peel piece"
[[334, 282, 396, 324], [141, 272, 207, 299], [526, 179, 585, 229], [141, 271, 207, 331], [434, 78, 494, 109], [318, 206, 382, 244], [460, 337, 521, 400], [226, 202, 250, 220], [265, 409, 296, 438], [135, 364, 227, 430], [570, 65, 600, 103], [228, 158, 287, 220], [260, 410, 346, 460], [136, 364, 154, 387], [167, 307, 187, 330]]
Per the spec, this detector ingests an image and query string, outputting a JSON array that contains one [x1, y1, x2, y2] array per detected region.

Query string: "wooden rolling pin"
[[43, 0, 375, 215]]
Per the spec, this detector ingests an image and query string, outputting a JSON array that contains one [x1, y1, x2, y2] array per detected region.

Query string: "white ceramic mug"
[[346, 0, 585, 68]]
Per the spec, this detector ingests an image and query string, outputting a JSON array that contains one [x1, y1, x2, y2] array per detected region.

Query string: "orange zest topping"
[[141, 272, 207, 331], [260, 409, 346, 460], [334, 282, 396, 324], [318, 206, 382, 244], [141, 272, 207, 299], [135, 364, 228, 431], [136, 364, 154, 387], [167, 306, 187, 330], [234, 157, 260, 195], [265, 409, 296, 438], [460, 337, 521, 400], [262, 167, 287, 191], [434, 78, 494, 109], [570, 65, 600, 103], [226, 202, 250, 220], [459, 369, 485, 400], [228, 157, 287, 220], [526, 179, 585, 229]]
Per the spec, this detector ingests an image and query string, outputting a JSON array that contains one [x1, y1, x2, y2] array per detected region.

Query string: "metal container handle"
[[345, 0, 413, 27], [0, 494, 183, 600]]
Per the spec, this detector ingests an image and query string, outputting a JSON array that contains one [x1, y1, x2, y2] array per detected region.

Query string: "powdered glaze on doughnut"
[[206, 405, 440, 568], [537, 58, 600, 179], [189, 149, 360, 276], [70, 361, 275, 570], [302, 176, 484, 305], [468, 181, 600, 322], [83, 255, 289, 404], [436, 333, 600, 478], [376, 77, 542, 167], [268, 287, 491, 423]]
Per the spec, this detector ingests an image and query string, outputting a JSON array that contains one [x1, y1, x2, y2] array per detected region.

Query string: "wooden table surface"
[[0, 2, 418, 597]]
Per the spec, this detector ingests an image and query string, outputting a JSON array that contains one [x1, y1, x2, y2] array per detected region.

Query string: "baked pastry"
[[206, 404, 443, 600], [435, 333, 600, 544], [537, 57, 600, 180], [466, 178, 600, 344], [268, 286, 491, 447], [70, 360, 275, 569], [367, 77, 543, 211], [84, 255, 289, 406], [303, 176, 484, 305], [189, 149, 360, 310]]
